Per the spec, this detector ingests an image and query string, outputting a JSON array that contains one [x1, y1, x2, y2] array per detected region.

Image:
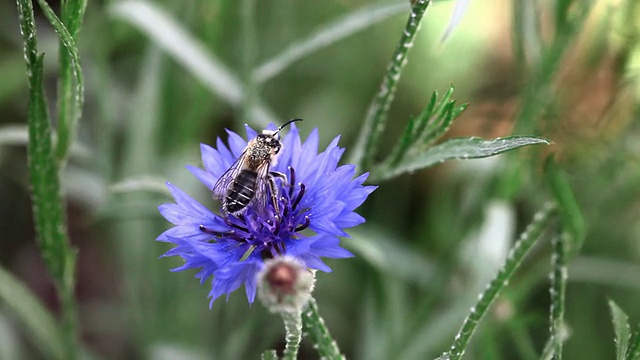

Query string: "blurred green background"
[[1, 0, 640, 359]]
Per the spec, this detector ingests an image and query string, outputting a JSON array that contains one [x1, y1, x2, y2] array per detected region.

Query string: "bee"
[[213, 119, 302, 217]]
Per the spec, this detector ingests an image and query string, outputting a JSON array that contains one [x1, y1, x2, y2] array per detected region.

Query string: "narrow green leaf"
[[544, 156, 586, 257], [254, 2, 407, 83], [350, 0, 433, 172], [19, 13, 68, 286], [445, 203, 557, 360], [109, 0, 277, 127], [417, 85, 464, 147], [0, 266, 64, 360], [431, 85, 456, 122], [387, 116, 417, 166], [373, 136, 551, 182], [452, 103, 468, 118], [421, 101, 456, 146], [609, 300, 631, 360], [411, 89, 439, 139], [626, 323, 640, 360], [36, 0, 85, 163]]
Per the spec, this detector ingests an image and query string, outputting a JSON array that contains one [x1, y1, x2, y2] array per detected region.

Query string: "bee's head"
[[257, 118, 303, 154], [257, 132, 282, 154]]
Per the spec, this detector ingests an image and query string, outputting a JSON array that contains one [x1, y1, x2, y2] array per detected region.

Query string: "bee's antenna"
[[276, 118, 303, 134]]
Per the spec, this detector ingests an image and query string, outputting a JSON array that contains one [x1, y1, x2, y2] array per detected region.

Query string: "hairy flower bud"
[[258, 256, 315, 314]]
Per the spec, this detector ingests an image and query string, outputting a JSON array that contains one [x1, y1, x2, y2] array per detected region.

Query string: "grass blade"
[[109, 0, 277, 127], [0, 266, 64, 359], [609, 300, 631, 360], [443, 203, 557, 360], [0, 124, 92, 161], [35, 0, 85, 163], [372, 136, 550, 182], [544, 157, 586, 257], [254, 2, 408, 83], [350, 0, 433, 172], [440, 0, 470, 42]]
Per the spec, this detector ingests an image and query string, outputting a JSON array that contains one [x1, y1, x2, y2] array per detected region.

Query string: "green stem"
[[55, 47, 75, 162], [16, 1, 79, 358], [549, 233, 567, 360], [445, 203, 557, 360], [350, 0, 432, 172], [35, 0, 86, 164], [282, 310, 303, 360], [302, 298, 345, 360], [260, 350, 278, 360]]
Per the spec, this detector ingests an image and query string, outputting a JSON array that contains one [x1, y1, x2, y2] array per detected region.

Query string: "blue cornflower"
[[157, 123, 376, 305]]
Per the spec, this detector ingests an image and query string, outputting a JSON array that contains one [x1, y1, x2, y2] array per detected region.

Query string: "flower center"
[[200, 167, 311, 259]]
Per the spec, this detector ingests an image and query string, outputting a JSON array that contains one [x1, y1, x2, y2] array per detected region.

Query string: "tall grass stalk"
[[350, 0, 431, 172], [444, 203, 557, 360]]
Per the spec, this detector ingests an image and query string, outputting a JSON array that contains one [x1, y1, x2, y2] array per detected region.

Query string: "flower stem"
[[281, 310, 303, 360], [445, 203, 557, 360], [350, 0, 432, 172], [302, 297, 345, 360], [549, 233, 567, 360]]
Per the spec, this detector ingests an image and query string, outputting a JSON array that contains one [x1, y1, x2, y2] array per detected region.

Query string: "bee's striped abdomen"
[[224, 170, 257, 213]]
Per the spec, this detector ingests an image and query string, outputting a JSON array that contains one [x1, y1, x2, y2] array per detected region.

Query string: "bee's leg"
[[269, 171, 287, 182], [271, 169, 295, 199], [199, 225, 228, 237], [267, 175, 281, 220]]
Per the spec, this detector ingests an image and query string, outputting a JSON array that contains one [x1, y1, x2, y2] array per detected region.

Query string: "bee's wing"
[[251, 162, 274, 214], [212, 150, 249, 200]]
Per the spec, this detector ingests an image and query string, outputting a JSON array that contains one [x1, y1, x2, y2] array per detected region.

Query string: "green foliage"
[[442, 203, 557, 360], [350, 0, 433, 172], [628, 323, 640, 360], [3, 0, 640, 359], [374, 135, 549, 182], [34, 0, 85, 163], [606, 300, 640, 360], [15, 0, 85, 358], [609, 300, 631, 360]]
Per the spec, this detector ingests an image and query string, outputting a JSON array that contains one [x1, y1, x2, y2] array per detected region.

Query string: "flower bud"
[[257, 256, 315, 314]]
